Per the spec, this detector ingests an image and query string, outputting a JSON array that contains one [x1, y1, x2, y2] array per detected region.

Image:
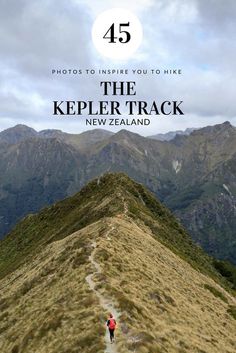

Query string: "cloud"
[[0, 0, 235, 134], [0, 0, 92, 71], [75, 0, 154, 15]]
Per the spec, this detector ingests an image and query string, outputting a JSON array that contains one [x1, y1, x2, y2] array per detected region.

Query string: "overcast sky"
[[0, 0, 235, 135]]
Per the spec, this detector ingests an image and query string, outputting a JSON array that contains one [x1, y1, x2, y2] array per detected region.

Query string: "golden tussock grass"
[[0, 222, 107, 353], [0, 215, 235, 353], [95, 216, 236, 353]]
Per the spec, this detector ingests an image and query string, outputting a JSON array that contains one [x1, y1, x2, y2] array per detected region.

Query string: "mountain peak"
[[80, 128, 113, 135], [115, 129, 141, 137], [5, 124, 37, 134], [0, 124, 37, 144], [192, 121, 234, 136], [112, 130, 146, 146], [222, 121, 233, 127]]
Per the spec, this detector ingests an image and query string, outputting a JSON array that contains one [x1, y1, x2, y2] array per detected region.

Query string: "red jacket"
[[107, 318, 116, 329]]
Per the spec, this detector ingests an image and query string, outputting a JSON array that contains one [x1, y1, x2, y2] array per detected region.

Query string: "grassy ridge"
[[0, 175, 123, 278], [0, 173, 235, 293], [0, 173, 236, 353]]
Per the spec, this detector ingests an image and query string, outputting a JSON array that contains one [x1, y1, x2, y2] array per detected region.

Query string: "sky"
[[0, 0, 235, 135]]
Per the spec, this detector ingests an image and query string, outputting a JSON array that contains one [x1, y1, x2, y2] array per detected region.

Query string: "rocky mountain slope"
[[0, 173, 235, 353], [0, 122, 235, 265]]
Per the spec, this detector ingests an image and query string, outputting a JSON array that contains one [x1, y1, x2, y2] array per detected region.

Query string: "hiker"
[[107, 313, 117, 343]]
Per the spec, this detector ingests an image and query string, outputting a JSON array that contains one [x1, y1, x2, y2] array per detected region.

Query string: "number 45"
[[103, 23, 131, 44]]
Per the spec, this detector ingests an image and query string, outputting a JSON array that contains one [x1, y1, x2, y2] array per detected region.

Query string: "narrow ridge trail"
[[119, 193, 128, 216], [86, 225, 121, 353]]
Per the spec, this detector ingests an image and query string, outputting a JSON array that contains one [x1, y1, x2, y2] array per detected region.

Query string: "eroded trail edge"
[[86, 226, 121, 353]]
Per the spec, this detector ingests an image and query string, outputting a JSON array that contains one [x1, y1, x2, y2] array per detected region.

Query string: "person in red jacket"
[[107, 313, 117, 343]]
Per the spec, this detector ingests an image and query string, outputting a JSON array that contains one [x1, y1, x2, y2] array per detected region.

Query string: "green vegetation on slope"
[[213, 259, 236, 290], [203, 284, 228, 303], [0, 174, 123, 278], [1, 173, 235, 294], [227, 306, 236, 320]]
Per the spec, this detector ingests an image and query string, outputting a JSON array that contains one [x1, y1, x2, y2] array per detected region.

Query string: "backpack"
[[109, 318, 116, 330]]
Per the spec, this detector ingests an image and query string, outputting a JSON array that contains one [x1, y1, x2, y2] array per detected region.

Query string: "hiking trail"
[[86, 225, 121, 353], [118, 193, 128, 216]]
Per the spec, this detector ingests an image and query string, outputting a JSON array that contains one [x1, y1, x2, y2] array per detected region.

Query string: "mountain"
[[0, 122, 235, 265], [165, 122, 236, 262], [0, 173, 235, 353], [0, 127, 113, 239], [61, 129, 114, 150], [0, 124, 38, 144], [0, 124, 113, 147], [85, 122, 236, 264], [149, 127, 197, 141]]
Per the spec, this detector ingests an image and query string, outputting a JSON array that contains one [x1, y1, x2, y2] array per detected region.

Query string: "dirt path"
[[86, 226, 121, 353], [123, 199, 128, 215], [119, 193, 128, 216]]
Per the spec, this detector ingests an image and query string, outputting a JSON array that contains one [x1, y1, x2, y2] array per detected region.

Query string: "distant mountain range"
[[0, 124, 113, 147], [0, 124, 196, 144], [0, 122, 235, 264], [149, 127, 197, 141], [0, 173, 235, 353]]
